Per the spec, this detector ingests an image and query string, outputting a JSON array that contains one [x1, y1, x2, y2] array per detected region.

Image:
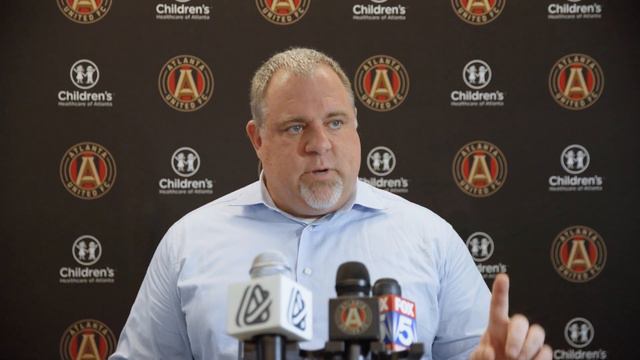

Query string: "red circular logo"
[[256, 0, 311, 25], [549, 54, 604, 110], [60, 142, 116, 200], [158, 55, 214, 112], [59, 319, 116, 360], [452, 140, 507, 197], [335, 299, 373, 335], [57, 0, 112, 24], [354, 55, 409, 112], [451, 0, 506, 25], [551, 225, 607, 283]]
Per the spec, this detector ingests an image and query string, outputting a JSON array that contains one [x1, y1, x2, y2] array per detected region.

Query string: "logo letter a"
[[466, 0, 492, 12], [174, 68, 200, 101], [344, 307, 363, 328], [76, 156, 102, 188], [271, 0, 296, 14], [75, 333, 102, 360], [467, 154, 493, 185], [567, 239, 593, 270], [72, 0, 99, 11], [564, 67, 589, 99], [369, 69, 395, 100]]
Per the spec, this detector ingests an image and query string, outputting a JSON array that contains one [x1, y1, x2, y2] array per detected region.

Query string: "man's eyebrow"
[[277, 111, 350, 125], [279, 116, 309, 125], [326, 111, 349, 118]]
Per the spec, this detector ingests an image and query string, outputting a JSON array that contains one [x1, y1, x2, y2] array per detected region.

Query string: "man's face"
[[246, 65, 361, 218]]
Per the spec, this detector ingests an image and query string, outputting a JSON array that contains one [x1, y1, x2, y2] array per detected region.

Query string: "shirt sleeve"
[[432, 226, 491, 360], [109, 225, 193, 360]]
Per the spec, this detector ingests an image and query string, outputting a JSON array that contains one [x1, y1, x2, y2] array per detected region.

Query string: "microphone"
[[372, 278, 417, 352], [227, 251, 312, 360], [327, 261, 380, 359]]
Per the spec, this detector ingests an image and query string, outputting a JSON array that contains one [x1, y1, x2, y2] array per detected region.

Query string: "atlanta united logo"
[[335, 299, 373, 335], [57, 0, 112, 24], [60, 319, 116, 360], [551, 225, 607, 283], [453, 140, 507, 197], [354, 55, 409, 112], [256, 0, 311, 25], [549, 53, 604, 110], [158, 55, 214, 112], [451, 0, 505, 25], [60, 142, 116, 200]]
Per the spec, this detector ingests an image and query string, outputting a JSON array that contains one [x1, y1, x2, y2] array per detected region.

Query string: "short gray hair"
[[250, 48, 354, 126]]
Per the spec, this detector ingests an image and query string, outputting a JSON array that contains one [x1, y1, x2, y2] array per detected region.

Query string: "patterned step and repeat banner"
[[1, 0, 639, 359]]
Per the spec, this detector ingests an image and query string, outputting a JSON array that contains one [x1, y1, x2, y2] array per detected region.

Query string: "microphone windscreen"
[[372, 278, 402, 296], [335, 261, 371, 297], [250, 251, 292, 279]]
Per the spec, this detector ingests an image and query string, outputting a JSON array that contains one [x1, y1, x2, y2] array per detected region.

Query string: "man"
[[111, 48, 551, 360]]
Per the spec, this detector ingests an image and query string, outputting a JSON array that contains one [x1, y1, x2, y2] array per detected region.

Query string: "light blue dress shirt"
[[110, 180, 490, 360]]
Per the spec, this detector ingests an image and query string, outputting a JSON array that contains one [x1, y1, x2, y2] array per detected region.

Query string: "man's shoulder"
[[355, 181, 464, 261], [357, 180, 449, 226], [175, 181, 261, 224]]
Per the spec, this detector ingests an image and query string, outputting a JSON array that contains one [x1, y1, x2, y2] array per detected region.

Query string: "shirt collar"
[[228, 172, 387, 214], [351, 179, 386, 211]]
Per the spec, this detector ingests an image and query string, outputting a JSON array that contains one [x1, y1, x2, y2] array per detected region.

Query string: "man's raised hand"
[[470, 274, 552, 360]]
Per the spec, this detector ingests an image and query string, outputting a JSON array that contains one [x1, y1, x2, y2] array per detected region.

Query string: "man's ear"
[[354, 106, 359, 129], [246, 120, 262, 153]]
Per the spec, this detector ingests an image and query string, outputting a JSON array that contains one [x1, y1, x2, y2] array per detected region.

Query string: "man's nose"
[[304, 125, 332, 154]]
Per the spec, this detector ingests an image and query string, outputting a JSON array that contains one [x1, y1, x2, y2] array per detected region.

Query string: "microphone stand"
[[300, 340, 424, 360], [241, 335, 301, 360]]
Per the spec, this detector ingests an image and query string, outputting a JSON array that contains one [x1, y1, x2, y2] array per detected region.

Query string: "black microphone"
[[373, 278, 417, 352], [327, 261, 380, 360]]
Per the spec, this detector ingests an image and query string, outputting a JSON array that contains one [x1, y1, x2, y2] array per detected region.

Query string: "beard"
[[299, 177, 344, 211]]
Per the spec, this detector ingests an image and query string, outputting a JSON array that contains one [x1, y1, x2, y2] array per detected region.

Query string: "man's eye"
[[329, 120, 343, 129], [286, 125, 304, 134]]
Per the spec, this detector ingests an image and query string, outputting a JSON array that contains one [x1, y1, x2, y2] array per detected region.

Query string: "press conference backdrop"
[[1, 0, 639, 359]]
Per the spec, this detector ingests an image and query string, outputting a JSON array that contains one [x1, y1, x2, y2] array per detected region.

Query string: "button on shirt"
[[110, 180, 490, 360]]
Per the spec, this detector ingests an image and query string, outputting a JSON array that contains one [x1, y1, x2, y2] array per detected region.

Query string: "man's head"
[[250, 48, 355, 126], [246, 48, 361, 218]]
